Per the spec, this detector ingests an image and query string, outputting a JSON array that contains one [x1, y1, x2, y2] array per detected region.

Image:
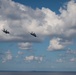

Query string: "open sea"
[[0, 71, 76, 75]]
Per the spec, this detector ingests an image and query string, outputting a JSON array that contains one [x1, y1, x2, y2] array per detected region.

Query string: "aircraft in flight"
[[30, 32, 37, 37], [2, 29, 10, 34]]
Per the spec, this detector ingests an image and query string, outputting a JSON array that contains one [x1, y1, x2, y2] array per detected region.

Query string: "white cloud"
[[42, 0, 76, 38], [18, 42, 32, 50], [2, 50, 13, 63], [70, 57, 76, 62], [24, 55, 34, 62], [18, 51, 24, 55], [56, 58, 63, 63], [24, 55, 43, 62], [0, 0, 46, 42], [47, 38, 64, 51], [34, 56, 43, 62], [47, 37, 72, 51], [0, 0, 76, 43], [66, 48, 76, 54], [59, 0, 76, 37], [6, 50, 12, 60], [39, 57, 43, 62], [15, 51, 24, 58]]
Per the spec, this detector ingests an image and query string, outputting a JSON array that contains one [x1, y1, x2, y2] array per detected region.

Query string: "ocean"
[[0, 71, 76, 75]]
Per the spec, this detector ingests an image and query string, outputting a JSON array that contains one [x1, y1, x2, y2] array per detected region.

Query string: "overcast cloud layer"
[[0, 0, 76, 51]]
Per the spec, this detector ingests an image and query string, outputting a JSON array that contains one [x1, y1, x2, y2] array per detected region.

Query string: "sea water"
[[0, 71, 76, 75]]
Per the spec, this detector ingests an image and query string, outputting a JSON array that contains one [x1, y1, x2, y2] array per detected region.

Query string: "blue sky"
[[13, 0, 68, 13], [0, 0, 76, 71]]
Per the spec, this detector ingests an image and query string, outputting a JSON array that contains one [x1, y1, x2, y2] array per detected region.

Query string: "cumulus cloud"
[[0, 0, 45, 42], [0, 0, 76, 43], [24, 55, 34, 62], [24, 55, 43, 62], [18, 42, 32, 50], [56, 58, 64, 63], [70, 57, 76, 62], [17, 51, 24, 55], [47, 38, 72, 51], [48, 38, 64, 51], [16, 51, 24, 58], [66, 48, 76, 54], [2, 50, 13, 63], [59, 0, 76, 38]]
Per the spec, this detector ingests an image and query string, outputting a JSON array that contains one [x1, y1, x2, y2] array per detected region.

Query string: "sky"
[[0, 0, 76, 71]]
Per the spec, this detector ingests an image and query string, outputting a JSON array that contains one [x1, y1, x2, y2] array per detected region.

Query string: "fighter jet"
[[2, 29, 10, 34], [30, 32, 37, 37]]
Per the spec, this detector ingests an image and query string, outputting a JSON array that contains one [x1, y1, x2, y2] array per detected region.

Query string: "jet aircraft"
[[2, 29, 10, 34], [30, 32, 37, 37]]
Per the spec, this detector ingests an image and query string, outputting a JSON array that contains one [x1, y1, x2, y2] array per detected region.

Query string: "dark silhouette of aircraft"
[[30, 32, 37, 37], [2, 29, 10, 34]]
